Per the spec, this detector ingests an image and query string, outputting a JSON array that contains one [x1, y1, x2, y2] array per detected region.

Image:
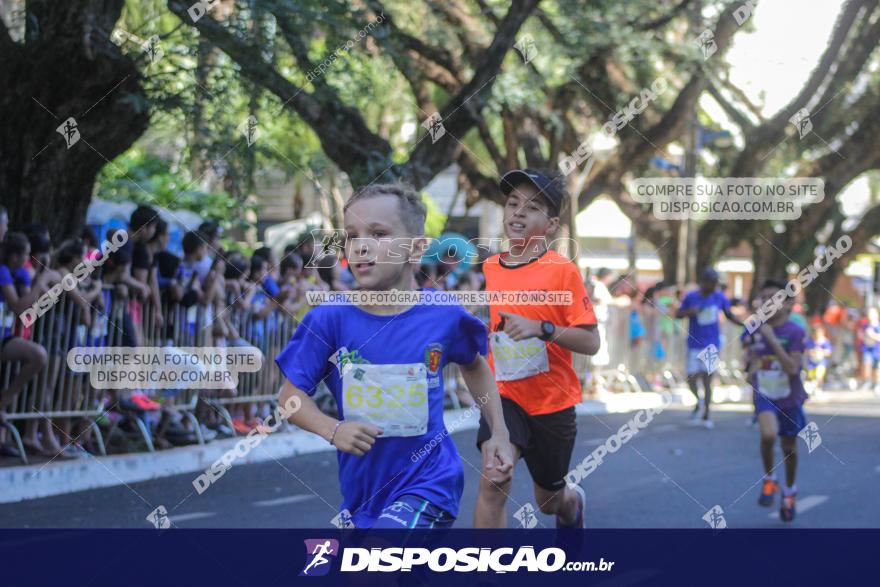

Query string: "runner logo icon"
[[300, 539, 340, 577]]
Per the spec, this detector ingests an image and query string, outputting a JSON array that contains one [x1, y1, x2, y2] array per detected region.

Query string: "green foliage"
[[94, 148, 256, 233]]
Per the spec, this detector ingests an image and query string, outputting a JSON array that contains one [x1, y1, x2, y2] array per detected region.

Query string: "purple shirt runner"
[[747, 320, 807, 409]]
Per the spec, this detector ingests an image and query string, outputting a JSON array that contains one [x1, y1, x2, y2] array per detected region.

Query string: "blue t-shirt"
[[679, 290, 731, 349], [863, 323, 880, 353], [262, 274, 280, 297], [14, 267, 32, 288], [805, 339, 832, 368], [0, 265, 32, 302], [275, 290, 488, 527], [0, 265, 33, 337], [0, 265, 14, 303]]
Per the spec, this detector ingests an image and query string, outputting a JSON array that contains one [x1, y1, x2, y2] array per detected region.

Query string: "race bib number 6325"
[[341, 363, 429, 437]]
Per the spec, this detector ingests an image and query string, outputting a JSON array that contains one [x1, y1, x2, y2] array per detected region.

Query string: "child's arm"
[[150, 267, 164, 327], [279, 379, 381, 457], [723, 307, 745, 327], [498, 311, 599, 356], [676, 305, 699, 318], [458, 355, 514, 483]]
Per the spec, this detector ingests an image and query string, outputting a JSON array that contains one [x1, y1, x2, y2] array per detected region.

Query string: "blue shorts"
[[863, 348, 880, 366], [755, 394, 806, 437], [371, 495, 454, 529]]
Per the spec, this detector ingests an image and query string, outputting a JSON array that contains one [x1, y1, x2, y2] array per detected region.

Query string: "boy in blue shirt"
[[277, 184, 513, 528], [676, 268, 743, 427]]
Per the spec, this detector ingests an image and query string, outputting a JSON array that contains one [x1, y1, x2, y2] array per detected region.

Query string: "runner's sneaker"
[[557, 484, 586, 528], [702, 419, 714, 429], [758, 478, 778, 507], [780, 492, 796, 522]]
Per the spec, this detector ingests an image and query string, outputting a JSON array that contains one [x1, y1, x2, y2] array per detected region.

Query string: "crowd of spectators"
[[0, 205, 347, 461]]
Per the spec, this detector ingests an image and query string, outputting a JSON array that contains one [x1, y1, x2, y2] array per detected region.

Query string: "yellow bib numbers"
[[491, 331, 550, 381], [344, 383, 427, 410], [341, 363, 429, 437]]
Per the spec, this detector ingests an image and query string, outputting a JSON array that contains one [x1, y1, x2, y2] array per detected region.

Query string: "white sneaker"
[[702, 419, 715, 429]]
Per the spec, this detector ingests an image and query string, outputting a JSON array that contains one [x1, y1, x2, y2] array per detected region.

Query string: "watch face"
[[542, 321, 554, 337]]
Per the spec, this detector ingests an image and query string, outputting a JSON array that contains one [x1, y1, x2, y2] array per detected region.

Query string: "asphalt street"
[[2, 403, 878, 529]]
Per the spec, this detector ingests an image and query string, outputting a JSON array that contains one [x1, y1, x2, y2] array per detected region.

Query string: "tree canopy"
[[3, 0, 879, 306]]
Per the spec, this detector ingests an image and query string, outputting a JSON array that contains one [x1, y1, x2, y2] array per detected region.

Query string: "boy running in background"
[[277, 184, 512, 528], [745, 279, 808, 522], [676, 268, 744, 428], [474, 169, 600, 529], [805, 325, 832, 393], [860, 307, 880, 391]]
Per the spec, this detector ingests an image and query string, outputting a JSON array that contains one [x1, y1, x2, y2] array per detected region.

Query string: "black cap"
[[700, 267, 720, 282], [500, 169, 565, 217]]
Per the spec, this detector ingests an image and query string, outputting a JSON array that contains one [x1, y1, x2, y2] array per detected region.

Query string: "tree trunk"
[[0, 0, 149, 241], [804, 264, 840, 316], [658, 231, 679, 285]]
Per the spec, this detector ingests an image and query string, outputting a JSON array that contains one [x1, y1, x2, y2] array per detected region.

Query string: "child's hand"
[[498, 311, 542, 341], [332, 422, 382, 456], [757, 322, 775, 340], [481, 434, 514, 484]]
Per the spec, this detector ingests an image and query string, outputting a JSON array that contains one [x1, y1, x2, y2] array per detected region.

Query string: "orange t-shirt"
[[483, 250, 597, 415]]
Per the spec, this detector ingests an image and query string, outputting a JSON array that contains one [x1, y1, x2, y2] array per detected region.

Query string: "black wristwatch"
[[539, 320, 555, 341]]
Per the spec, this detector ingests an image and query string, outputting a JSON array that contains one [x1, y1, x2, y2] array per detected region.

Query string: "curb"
[[0, 392, 672, 504]]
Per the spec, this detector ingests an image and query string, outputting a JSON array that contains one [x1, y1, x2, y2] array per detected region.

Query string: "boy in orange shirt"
[[474, 169, 600, 528]]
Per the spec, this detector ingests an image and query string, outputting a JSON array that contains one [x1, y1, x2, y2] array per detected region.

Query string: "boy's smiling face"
[[344, 194, 425, 290], [503, 182, 558, 246]]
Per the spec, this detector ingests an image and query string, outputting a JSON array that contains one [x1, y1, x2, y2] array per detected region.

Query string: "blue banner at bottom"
[[0, 529, 872, 585]]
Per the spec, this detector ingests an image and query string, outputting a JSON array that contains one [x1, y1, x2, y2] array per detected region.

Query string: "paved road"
[[2, 403, 879, 528]]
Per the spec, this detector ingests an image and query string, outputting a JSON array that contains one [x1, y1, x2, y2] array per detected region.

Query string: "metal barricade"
[[211, 303, 298, 431], [0, 297, 107, 464], [0, 280, 303, 464]]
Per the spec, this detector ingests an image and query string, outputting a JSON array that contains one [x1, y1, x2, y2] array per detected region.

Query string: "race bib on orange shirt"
[[490, 331, 549, 381]]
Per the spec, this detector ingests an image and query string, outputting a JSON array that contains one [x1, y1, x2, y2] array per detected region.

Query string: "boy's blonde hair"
[[344, 183, 426, 236]]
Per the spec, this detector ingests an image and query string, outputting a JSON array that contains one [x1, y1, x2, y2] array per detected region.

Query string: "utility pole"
[[678, 0, 702, 286], [684, 112, 699, 282]]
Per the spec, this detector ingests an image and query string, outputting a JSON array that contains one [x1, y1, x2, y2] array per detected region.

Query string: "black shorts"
[[476, 396, 577, 492]]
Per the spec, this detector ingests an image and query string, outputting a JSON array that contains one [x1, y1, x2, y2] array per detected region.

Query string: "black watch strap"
[[540, 320, 555, 341]]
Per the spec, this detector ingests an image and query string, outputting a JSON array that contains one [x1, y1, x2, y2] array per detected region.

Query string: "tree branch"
[[402, 0, 541, 187], [718, 73, 765, 122], [426, 0, 487, 63], [706, 79, 754, 132], [729, 0, 867, 176], [474, 0, 501, 27], [632, 0, 694, 31], [167, 0, 395, 185], [576, 0, 743, 209], [457, 149, 504, 206], [363, 0, 464, 88]]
